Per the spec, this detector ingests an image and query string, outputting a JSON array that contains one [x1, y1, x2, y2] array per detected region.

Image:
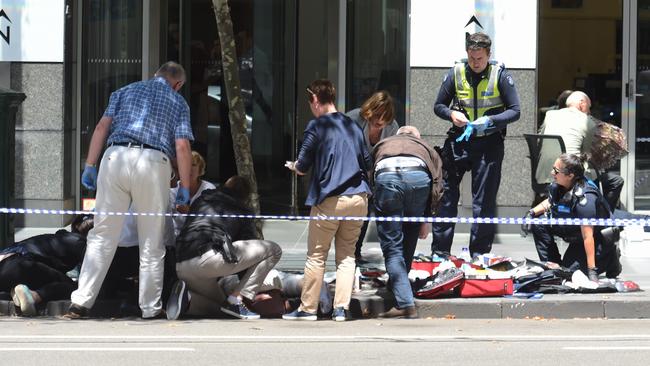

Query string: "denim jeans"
[[374, 170, 431, 309]]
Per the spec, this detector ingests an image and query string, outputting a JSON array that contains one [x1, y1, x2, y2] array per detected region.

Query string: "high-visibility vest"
[[453, 60, 504, 121]]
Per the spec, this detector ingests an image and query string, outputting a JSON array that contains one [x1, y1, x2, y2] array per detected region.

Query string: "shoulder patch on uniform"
[[507, 75, 514, 86]]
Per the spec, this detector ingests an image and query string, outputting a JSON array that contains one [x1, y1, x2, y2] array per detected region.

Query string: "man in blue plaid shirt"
[[66, 61, 194, 319]]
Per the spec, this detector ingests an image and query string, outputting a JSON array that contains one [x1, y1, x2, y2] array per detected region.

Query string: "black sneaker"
[[331, 307, 349, 322], [166, 280, 190, 320], [282, 309, 317, 321], [220, 302, 261, 320], [63, 303, 90, 319]]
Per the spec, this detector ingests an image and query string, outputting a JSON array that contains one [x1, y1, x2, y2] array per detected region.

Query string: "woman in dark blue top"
[[284, 79, 372, 321]]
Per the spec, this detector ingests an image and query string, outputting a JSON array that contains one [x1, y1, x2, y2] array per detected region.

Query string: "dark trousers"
[[354, 196, 374, 259], [531, 224, 618, 275], [597, 170, 624, 210], [431, 133, 504, 255], [0, 254, 76, 302]]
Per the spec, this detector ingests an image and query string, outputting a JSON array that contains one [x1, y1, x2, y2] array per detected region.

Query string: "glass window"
[[80, 0, 143, 200], [173, 0, 296, 213], [346, 0, 407, 124]]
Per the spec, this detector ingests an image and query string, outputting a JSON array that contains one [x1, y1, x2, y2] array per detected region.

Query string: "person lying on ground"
[[0, 214, 92, 316]]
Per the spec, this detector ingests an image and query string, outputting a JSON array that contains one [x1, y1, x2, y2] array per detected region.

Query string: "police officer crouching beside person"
[[372, 126, 444, 319], [431, 32, 521, 257], [524, 153, 622, 282]]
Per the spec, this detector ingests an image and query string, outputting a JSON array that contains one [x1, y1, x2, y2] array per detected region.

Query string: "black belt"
[[375, 165, 428, 176], [110, 142, 165, 154]]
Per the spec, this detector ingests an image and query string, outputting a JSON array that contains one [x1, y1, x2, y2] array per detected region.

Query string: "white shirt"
[[117, 179, 216, 248]]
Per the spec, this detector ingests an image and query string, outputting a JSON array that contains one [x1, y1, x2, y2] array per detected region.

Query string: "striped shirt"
[[105, 77, 194, 158]]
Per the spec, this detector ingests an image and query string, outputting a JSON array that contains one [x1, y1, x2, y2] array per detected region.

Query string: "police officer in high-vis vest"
[[431, 32, 520, 255]]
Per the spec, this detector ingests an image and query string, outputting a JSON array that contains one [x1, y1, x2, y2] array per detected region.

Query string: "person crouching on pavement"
[[525, 153, 621, 282], [372, 126, 443, 319], [168, 176, 282, 320], [284, 79, 372, 321]]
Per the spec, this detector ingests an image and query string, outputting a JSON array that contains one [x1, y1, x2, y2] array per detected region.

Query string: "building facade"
[[1, 0, 648, 230]]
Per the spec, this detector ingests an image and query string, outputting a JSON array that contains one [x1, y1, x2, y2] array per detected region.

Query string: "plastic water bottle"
[[460, 247, 472, 263]]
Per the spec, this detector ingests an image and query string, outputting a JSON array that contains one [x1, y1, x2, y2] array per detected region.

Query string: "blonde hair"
[[191, 151, 206, 177], [360, 91, 395, 125]]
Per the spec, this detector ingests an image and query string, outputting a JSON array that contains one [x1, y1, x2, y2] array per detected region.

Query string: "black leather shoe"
[[63, 303, 90, 319]]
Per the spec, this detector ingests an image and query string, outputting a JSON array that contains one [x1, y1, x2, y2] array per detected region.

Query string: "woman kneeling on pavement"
[[527, 153, 622, 282]]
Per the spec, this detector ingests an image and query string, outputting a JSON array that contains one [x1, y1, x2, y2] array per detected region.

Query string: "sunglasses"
[[466, 39, 491, 49], [551, 166, 566, 175]]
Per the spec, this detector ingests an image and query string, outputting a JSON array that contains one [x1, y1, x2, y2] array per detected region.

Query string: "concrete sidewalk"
[[4, 221, 650, 319]]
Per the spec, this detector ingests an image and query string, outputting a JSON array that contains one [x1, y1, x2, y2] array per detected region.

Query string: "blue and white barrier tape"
[[1, 207, 648, 227]]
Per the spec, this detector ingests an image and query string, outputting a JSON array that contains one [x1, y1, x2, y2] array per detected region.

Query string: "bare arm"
[[530, 199, 551, 216], [580, 225, 597, 269], [85, 116, 112, 165]]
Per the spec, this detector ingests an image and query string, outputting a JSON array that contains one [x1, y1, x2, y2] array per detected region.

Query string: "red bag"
[[411, 259, 467, 274], [415, 268, 464, 299], [459, 278, 513, 298]]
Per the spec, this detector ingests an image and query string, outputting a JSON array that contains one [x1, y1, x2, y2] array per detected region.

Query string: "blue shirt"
[[105, 77, 194, 158], [296, 112, 372, 206]]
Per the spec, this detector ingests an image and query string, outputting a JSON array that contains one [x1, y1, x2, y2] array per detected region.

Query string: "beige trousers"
[[299, 193, 368, 313]]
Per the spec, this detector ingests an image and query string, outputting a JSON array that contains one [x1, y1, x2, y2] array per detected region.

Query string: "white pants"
[[71, 146, 171, 317]]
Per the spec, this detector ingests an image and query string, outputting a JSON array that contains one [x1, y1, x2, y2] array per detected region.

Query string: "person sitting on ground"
[[168, 175, 282, 320], [0, 214, 92, 316], [346, 90, 400, 264], [525, 153, 622, 282], [168, 150, 216, 235]]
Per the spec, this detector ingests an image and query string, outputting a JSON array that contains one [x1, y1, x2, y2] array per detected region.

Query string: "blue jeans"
[[374, 170, 431, 309]]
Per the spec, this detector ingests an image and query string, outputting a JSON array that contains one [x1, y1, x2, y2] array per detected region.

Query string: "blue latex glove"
[[470, 116, 492, 133], [81, 165, 97, 191], [175, 187, 190, 207], [455, 124, 474, 142]]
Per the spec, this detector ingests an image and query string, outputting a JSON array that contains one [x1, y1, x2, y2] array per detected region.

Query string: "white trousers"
[[71, 146, 171, 317]]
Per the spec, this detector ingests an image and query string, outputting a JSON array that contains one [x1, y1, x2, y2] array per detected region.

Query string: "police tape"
[[1, 207, 649, 227]]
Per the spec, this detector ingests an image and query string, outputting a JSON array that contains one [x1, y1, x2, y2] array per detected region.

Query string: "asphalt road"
[[2, 318, 650, 365]]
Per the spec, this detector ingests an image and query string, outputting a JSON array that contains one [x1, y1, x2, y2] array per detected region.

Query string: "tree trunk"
[[212, 0, 263, 238]]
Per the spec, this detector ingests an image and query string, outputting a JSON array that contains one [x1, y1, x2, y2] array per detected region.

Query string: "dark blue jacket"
[[434, 62, 521, 136], [296, 112, 372, 206]]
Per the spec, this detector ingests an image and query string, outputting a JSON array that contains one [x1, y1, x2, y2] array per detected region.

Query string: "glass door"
[[622, 0, 650, 211], [169, 0, 297, 214]]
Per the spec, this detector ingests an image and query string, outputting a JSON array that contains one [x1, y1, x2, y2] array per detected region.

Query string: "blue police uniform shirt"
[[104, 76, 194, 158], [433, 62, 521, 134], [296, 111, 372, 206]]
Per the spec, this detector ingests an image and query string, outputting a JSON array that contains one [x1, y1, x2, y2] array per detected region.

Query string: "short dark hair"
[[306, 79, 336, 105], [557, 90, 573, 109], [71, 214, 94, 237], [156, 61, 186, 82], [465, 32, 492, 52], [558, 153, 587, 182], [224, 175, 251, 201]]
